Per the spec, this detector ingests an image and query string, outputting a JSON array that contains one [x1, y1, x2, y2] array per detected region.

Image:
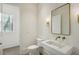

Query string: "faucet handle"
[[58, 36, 60, 38], [62, 37, 66, 40], [55, 36, 61, 40]]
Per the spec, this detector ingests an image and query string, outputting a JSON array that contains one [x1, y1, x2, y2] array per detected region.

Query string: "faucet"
[[62, 37, 66, 40], [55, 36, 61, 40]]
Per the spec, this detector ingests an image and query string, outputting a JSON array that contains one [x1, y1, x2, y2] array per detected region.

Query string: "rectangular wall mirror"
[[51, 3, 70, 35]]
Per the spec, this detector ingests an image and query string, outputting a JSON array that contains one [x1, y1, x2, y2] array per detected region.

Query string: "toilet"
[[36, 38, 45, 54], [27, 45, 40, 55], [26, 38, 44, 55]]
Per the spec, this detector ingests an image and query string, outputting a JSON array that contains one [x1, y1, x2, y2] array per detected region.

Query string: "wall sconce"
[[78, 15, 79, 24], [46, 18, 50, 25]]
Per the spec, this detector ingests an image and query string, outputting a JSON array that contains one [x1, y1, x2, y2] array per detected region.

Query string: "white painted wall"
[[70, 4, 79, 54], [1, 4, 20, 49], [37, 3, 79, 54], [20, 4, 38, 54]]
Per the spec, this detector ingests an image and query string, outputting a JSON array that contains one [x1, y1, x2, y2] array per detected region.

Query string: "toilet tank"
[[36, 38, 44, 46]]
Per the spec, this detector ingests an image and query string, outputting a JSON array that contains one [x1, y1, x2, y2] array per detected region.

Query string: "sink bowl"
[[41, 40, 73, 55], [46, 40, 65, 48]]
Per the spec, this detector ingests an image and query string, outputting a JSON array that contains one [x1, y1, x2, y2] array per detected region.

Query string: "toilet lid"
[[27, 45, 39, 49]]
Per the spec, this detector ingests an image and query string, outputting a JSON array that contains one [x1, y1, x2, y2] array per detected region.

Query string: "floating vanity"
[[40, 40, 73, 55]]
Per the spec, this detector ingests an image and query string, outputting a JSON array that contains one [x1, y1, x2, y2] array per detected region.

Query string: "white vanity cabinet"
[[42, 45, 64, 55], [40, 40, 73, 55]]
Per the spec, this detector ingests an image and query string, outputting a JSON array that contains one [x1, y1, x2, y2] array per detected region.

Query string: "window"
[[0, 13, 13, 32]]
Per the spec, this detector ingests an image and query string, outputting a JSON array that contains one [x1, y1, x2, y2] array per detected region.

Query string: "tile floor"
[[3, 46, 20, 55]]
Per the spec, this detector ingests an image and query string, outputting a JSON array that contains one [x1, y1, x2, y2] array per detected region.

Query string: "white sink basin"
[[41, 40, 73, 55], [46, 40, 65, 48]]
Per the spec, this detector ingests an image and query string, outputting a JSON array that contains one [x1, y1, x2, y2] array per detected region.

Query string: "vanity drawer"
[[42, 46, 64, 55]]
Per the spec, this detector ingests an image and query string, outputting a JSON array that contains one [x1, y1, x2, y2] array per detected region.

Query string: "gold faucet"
[[55, 36, 61, 40]]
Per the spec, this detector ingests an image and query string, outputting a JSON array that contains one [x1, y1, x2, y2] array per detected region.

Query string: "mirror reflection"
[[51, 3, 70, 35]]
